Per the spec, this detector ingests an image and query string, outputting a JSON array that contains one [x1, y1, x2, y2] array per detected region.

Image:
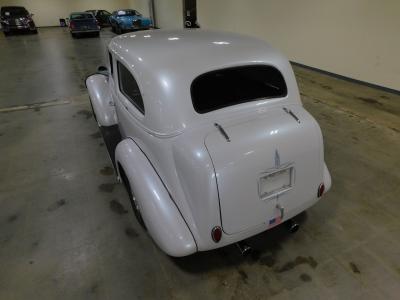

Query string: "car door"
[[99, 10, 111, 25], [109, 11, 116, 26]]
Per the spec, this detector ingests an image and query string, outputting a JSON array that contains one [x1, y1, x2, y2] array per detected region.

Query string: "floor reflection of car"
[[85, 10, 111, 27], [109, 9, 152, 34], [0, 6, 37, 36], [69, 12, 100, 38]]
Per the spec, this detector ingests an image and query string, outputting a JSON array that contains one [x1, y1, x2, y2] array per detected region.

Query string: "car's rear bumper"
[[120, 23, 152, 30], [3, 25, 36, 31], [70, 29, 99, 33]]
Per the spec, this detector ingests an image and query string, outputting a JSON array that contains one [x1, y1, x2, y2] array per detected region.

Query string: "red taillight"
[[318, 183, 325, 198], [211, 226, 222, 243], [69, 21, 75, 29]]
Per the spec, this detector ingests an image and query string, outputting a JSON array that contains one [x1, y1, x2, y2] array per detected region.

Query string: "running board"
[[99, 125, 122, 170]]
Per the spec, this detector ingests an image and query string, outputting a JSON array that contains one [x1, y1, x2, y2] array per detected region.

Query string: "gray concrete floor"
[[0, 27, 399, 300]]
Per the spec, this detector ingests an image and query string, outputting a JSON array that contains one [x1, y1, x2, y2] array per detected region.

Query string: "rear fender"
[[115, 138, 197, 257], [86, 74, 117, 126], [323, 163, 332, 192]]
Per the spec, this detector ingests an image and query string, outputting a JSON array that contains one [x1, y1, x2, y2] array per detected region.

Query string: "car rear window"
[[71, 13, 94, 20], [116, 10, 137, 16], [191, 65, 287, 114], [117, 61, 144, 114], [1, 7, 28, 17]]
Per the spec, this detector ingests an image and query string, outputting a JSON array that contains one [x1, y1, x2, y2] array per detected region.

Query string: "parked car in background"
[[86, 30, 331, 257], [109, 9, 152, 34], [69, 12, 100, 38], [0, 6, 37, 36], [85, 10, 111, 27]]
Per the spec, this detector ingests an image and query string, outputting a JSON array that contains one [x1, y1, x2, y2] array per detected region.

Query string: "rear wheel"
[[116, 25, 122, 34], [120, 167, 146, 229], [3, 31, 10, 36]]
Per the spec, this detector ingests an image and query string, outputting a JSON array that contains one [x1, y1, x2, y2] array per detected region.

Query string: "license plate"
[[258, 166, 294, 200]]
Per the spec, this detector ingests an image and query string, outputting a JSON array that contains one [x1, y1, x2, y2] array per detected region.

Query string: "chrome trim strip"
[[283, 107, 301, 123], [214, 123, 231, 142]]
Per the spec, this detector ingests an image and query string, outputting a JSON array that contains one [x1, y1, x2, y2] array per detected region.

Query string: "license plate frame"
[[258, 165, 294, 201]]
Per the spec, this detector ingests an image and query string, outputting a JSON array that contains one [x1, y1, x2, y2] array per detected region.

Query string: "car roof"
[[1, 6, 26, 9], [113, 9, 138, 13], [70, 12, 94, 17], [108, 29, 297, 136], [110, 29, 285, 76]]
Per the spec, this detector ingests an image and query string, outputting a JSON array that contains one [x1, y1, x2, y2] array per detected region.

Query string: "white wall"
[[2, 0, 397, 90], [153, 0, 183, 29], [197, 0, 400, 90], [129, 0, 150, 19], [0, 0, 130, 27]]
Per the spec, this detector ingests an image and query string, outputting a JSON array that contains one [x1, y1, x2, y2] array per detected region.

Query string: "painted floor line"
[[0, 100, 70, 113]]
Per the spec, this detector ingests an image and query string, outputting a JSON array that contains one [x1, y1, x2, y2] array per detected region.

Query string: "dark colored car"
[[85, 10, 111, 27], [0, 6, 37, 36], [69, 12, 100, 38], [109, 9, 152, 34]]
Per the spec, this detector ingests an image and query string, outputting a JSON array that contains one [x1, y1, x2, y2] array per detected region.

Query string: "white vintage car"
[[86, 29, 331, 257]]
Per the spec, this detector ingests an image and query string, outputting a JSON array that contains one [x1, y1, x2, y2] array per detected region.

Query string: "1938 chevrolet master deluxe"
[[86, 30, 331, 257]]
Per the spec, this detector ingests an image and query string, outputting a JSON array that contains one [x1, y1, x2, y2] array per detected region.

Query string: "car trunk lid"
[[71, 18, 97, 29], [205, 106, 323, 234]]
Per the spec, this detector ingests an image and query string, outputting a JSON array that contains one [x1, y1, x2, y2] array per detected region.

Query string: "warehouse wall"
[[128, 0, 150, 19], [197, 0, 400, 90], [153, 0, 183, 29], [0, 0, 130, 27]]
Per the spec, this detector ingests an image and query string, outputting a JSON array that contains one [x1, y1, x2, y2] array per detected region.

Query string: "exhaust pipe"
[[236, 241, 252, 256], [286, 218, 300, 233]]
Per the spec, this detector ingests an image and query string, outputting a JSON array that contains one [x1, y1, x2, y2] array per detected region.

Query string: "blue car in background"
[[109, 9, 152, 34]]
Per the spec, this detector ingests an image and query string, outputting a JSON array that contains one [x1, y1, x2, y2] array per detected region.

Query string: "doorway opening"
[[183, 0, 199, 28]]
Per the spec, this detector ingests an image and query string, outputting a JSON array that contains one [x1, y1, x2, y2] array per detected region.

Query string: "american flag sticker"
[[268, 216, 282, 228]]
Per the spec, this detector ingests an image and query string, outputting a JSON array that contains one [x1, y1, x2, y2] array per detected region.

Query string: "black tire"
[[71, 32, 77, 38], [111, 25, 115, 33], [116, 25, 122, 35], [32, 29, 38, 34], [94, 32, 100, 37], [3, 31, 10, 36], [120, 167, 146, 229]]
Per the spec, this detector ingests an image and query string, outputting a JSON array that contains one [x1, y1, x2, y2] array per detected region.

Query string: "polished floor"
[[0, 28, 399, 300]]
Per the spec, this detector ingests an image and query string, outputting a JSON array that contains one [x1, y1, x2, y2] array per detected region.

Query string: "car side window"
[[108, 52, 113, 75], [117, 61, 144, 114]]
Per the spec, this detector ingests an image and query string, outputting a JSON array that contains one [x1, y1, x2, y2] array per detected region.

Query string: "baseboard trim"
[[290, 61, 400, 96]]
